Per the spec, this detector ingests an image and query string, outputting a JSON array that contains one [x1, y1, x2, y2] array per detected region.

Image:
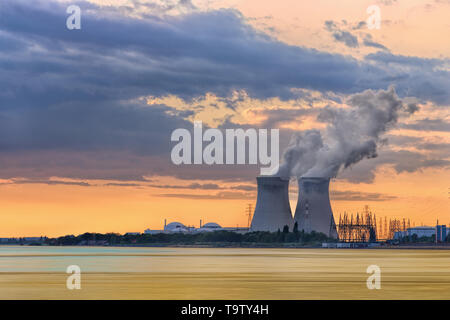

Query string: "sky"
[[0, 0, 448, 237]]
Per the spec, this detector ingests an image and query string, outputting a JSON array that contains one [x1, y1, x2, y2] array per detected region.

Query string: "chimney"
[[250, 176, 293, 232], [294, 177, 337, 238]]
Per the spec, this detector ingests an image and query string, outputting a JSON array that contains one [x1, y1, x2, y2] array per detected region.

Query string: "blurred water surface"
[[1, 246, 450, 299]]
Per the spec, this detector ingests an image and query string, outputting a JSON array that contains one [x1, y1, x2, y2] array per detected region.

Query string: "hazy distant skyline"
[[0, 0, 448, 236]]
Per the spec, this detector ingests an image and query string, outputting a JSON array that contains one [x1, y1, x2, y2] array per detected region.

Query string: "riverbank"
[[5, 242, 450, 250]]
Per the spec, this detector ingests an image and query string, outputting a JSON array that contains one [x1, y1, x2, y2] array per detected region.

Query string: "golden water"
[[1, 246, 450, 299]]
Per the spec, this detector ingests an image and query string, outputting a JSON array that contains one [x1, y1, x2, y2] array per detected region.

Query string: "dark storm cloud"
[[325, 21, 389, 51], [149, 182, 256, 191], [365, 54, 450, 105], [337, 148, 450, 183], [324, 20, 359, 48], [150, 183, 222, 190], [157, 191, 254, 200], [1, 0, 363, 104], [1, 0, 448, 106], [417, 142, 450, 151], [11, 179, 92, 187], [385, 134, 423, 146], [0, 99, 191, 153], [0, 0, 448, 183], [362, 34, 389, 51], [104, 182, 145, 187], [401, 118, 450, 132]]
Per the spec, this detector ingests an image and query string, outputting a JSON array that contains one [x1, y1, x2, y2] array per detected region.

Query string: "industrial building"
[[407, 226, 436, 238], [144, 221, 248, 234], [393, 225, 449, 241], [436, 225, 447, 242]]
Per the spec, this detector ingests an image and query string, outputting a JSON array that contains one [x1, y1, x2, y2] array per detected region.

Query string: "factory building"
[[436, 225, 447, 242], [407, 226, 437, 238], [393, 225, 449, 241]]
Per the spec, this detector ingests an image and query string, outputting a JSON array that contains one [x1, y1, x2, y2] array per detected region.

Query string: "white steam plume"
[[276, 86, 418, 179]]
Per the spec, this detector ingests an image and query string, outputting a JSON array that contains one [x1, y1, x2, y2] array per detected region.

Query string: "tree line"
[[46, 223, 332, 246]]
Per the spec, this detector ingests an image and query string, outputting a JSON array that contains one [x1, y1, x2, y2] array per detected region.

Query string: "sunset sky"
[[0, 0, 449, 237]]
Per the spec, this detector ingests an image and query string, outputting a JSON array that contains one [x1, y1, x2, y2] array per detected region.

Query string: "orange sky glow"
[[0, 0, 448, 237]]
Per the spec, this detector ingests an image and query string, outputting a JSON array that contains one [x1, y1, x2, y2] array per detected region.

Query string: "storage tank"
[[250, 176, 293, 232], [294, 177, 337, 238]]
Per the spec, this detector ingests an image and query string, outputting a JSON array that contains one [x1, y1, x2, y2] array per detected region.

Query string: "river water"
[[1, 246, 449, 299]]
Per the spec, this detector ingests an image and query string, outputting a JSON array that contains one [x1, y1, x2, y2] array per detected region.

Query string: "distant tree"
[[282, 225, 289, 233], [293, 222, 298, 234], [286, 233, 297, 243]]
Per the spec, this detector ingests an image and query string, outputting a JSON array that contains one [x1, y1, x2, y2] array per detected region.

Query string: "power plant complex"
[[250, 176, 338, 238], [145, 176, 443, 243]]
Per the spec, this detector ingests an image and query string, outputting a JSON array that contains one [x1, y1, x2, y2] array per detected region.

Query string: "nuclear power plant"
[[251, 176, 337, 238], [294, 177, 337, 238], [250, 176, 294, 232]]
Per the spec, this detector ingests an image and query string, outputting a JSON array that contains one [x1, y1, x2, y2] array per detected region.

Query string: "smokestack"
[[250, 176, 293, 232], [294, 177, 337, 238]]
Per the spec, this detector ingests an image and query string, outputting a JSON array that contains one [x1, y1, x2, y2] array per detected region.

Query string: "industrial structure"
[[337, 207, 377, 242], [294, 177, 337, 238], [144, 220, 249, 234], [250, 176, 293, 232]]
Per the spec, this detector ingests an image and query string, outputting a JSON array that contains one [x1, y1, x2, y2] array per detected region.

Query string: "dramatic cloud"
[[0, 0, 447, 184], [362, 34, 388, 51], [157, 191, 254, 200], [150, 183, 222, 190], [325, 20, 359, 48], [401, 118, 450, 132], [337, 148, 450, 183], [150, 182, 256, 191], [1, 0, 448, 105], [330, 190, 397, 201], [3, 179, 92, 187]]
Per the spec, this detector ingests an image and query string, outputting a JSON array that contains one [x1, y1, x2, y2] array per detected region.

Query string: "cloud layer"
[[0, 0, 448, 185]]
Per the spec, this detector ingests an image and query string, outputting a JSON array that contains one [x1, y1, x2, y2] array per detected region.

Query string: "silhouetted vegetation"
[[46, 230, 334, 247], [398, 233, 443, 243]]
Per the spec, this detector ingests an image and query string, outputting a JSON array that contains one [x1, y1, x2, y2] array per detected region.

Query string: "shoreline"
[[3, 243, 450, 250]]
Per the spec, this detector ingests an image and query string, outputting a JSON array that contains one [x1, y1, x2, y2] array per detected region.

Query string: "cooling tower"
[[294, 177, 337, 238], [250, 176, 293, 232]]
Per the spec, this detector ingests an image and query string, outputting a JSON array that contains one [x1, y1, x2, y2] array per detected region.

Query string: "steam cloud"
[[276, 86, 418, 179]]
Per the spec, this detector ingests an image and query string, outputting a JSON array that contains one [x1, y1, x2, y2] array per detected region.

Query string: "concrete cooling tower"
[[250, 176, 293, 232], [294, 177, 338, 238]]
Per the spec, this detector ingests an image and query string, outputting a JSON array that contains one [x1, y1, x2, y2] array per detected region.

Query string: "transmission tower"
[[246, 203, 253, 228]]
